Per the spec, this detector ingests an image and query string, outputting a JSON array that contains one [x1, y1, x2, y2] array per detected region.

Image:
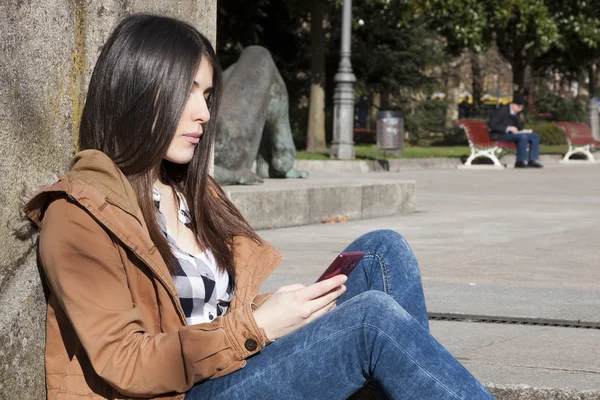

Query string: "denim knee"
[[530, 132, 540, 142], [349, 290, 412, 324], [354, 230, 419, 281], [357, 229, 411, 253], [365, 229, 402, 241]]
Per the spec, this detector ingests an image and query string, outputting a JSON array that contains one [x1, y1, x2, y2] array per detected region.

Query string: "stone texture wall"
[[0, 1, 216, 397]]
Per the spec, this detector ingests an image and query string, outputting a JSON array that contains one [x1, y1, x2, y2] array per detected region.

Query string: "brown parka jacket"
[[24, 150, 282, 399]]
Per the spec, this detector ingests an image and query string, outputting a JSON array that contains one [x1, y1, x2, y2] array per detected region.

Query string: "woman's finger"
[[305, 298, 338, 324], [300, 275, 347, 301], [307, 284, 346, 314]]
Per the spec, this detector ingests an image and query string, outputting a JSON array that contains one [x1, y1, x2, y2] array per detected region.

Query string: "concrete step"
[[224, 173, 415, 230], [431, 320, 600, 400]]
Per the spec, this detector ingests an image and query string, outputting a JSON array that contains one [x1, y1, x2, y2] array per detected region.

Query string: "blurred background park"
[[216, 0, 600, 160]]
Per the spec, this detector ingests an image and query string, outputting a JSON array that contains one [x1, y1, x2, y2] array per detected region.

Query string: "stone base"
[[224, 174, 415, 230]]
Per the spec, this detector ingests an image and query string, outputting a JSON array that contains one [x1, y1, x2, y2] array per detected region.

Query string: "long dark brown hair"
[[79, 13, 259, 278]]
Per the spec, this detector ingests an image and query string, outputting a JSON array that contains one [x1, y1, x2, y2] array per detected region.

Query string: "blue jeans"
[[496, 132, 540, 162], [185, 230, 494, 400]]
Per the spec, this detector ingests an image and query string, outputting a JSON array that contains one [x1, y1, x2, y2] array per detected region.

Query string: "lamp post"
[[330, 0, 356, 160]]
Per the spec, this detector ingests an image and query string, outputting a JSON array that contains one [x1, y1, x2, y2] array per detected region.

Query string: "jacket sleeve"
[[516, 116, 524, 130], [489, 106, 508, 134], [39, 198, 269, 397], [252, 293, 273, 307]]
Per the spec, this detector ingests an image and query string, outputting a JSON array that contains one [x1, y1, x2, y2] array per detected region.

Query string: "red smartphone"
[[316, 251, 365, 282]]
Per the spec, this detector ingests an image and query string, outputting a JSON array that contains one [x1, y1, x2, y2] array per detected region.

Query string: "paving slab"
[[426, 283, 600, 325], [431, 320, 600, 395]]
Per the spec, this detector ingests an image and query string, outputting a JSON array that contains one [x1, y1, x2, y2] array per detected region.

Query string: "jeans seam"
[[364, 252, 390, 296], [362, 323, 464, 400], [209, 323, 466, 400], [211, 327, 358, 399]]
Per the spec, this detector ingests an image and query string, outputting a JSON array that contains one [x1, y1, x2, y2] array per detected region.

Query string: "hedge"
[[525, 121, 568, 146]]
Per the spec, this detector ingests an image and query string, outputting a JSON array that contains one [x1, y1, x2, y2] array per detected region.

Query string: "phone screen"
[[316, 251, 365, 282]]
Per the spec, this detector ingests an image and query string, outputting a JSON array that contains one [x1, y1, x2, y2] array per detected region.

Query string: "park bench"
[[353, 127, 376, 136], [353, 127, 377, 145], [457, 120, 515, 167], [555, 121, 597, 162]]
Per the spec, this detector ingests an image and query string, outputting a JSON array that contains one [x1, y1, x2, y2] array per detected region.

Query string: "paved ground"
[[254, 162, 600, 397]]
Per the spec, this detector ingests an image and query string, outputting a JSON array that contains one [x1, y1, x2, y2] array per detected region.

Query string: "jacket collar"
[[25, 150, 143, 227], [25, 150, 188, 323], [68, 150, 143, 223]]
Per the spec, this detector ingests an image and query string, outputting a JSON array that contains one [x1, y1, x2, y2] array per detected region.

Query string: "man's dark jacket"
[[488, 105, 523, 138]]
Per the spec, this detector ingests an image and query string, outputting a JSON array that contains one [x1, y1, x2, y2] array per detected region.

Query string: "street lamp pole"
[[330, 0, 356, 160]]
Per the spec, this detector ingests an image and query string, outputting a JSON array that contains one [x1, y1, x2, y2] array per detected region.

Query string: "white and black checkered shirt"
[[153, 187, 233, 325]]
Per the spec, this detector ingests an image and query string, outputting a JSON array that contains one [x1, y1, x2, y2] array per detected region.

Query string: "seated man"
[[489, 92, 543, 168]]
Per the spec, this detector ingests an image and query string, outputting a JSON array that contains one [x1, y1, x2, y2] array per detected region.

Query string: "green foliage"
[[525, 121, 567, 145], [421, 0, 488, 54], [296, 145, 473, 160], [295, 144, 568, 160], [439, 125, 470, 146], [351, 1, 445, 96], [487, 0, 560, 89], [532, 87, 588, 123], [533, 0, 600, 82], [488, 0, 560, 53], [548, 0, 600, 54], [403, 100, 446, 144]]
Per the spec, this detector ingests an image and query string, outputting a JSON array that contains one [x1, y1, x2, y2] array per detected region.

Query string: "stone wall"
[[0, 2, 216, 397]]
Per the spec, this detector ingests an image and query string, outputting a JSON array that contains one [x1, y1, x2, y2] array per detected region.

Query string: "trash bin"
[[376, 110, 404, 156]]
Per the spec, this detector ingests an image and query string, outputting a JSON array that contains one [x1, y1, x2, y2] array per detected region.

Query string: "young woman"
[[24, 14, 494, 400]]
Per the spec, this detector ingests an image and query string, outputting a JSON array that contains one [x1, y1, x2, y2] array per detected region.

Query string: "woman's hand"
[[252, 275, 347, 341]]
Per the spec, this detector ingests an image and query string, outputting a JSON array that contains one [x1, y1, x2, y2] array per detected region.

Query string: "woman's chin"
[[163, 150, 195, 165]]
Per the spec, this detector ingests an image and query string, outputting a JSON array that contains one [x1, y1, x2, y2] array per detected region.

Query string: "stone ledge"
[[224, 180, 415, 230]]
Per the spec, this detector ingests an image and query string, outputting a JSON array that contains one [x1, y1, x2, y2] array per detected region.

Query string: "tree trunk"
[[369, 93, 379, 131], [306, 0, 326, 152], [470, 50, 482, 117], [512, 59, 526, 94], [380, 90, 391, 110], [589, 63, 596, 99], [445, 77, 460, 130]]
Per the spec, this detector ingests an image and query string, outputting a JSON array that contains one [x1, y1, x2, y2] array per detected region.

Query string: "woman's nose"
[[193, 97, 211, 124]]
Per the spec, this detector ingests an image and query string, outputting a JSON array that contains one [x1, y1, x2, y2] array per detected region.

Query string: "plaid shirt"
[[153, 188, 233, 325]]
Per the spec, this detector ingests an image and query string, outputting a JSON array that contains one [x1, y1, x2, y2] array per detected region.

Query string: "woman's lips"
[[182, 134, 201, 144]]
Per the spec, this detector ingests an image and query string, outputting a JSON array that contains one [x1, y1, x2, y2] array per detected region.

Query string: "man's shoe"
[[514, 161, 527, 168], [528, 160, 543, 168]]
